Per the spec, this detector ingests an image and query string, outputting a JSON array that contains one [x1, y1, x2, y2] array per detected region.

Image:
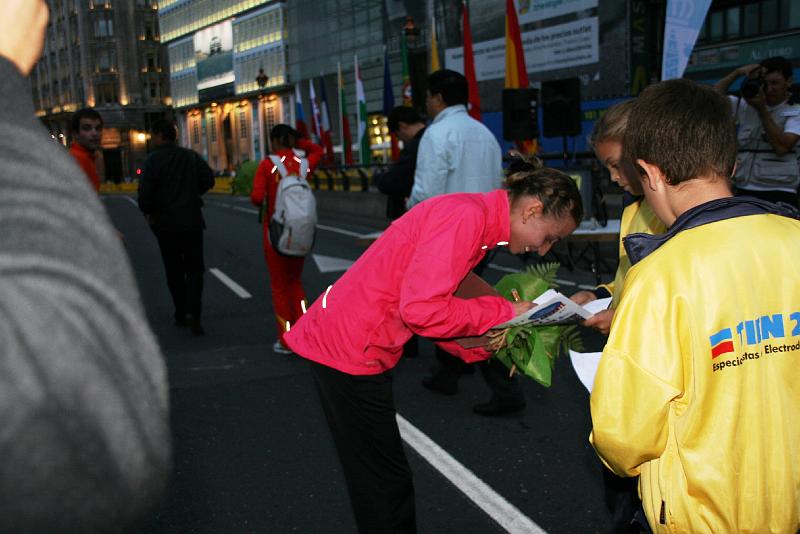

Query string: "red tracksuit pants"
[[263, 234, 307, 346]]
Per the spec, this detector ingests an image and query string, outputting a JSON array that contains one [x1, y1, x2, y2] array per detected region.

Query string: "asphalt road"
[[104, 193, 616, 534]]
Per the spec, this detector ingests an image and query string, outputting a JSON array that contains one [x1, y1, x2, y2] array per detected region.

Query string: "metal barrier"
[[310, 164, 387, 192]]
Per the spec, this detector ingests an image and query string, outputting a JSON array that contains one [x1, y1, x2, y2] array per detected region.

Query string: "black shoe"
[[421, 371, 458, 396], [191, 319, 205, 336], [472, 397, 525, 416]]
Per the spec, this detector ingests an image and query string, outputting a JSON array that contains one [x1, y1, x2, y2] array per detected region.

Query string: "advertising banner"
[[516, 0, 597, 24], [661, 0, 711, 80], [195, 20, 235, 99], [445, 17, 598, 81]]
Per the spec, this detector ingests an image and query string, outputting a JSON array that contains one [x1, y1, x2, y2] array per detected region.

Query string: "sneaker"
[[272, 340, 293, 355]]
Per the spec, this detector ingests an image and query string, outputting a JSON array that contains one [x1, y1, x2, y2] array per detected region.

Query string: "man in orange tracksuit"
[[251, 125, 323, 354], [68, 108, 104, 191]]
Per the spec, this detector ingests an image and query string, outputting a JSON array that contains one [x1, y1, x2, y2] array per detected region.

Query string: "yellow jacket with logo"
[[590, 200, 800, 534], [597, 198, 666, 305]]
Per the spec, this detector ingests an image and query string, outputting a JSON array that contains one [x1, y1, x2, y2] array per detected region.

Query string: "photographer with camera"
[[714, 56, 800, 207]]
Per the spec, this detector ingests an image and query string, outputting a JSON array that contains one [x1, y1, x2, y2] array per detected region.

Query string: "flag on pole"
[[661, 0, 712, 80], [430, 14, 441, 72], [294, 84, 310, 139], [355, 54, 371, 165], [383, 46, 400, 162], [318, 77, 336, 166], [338, 62, 354, 166], [505, 0, 537, 154], [505, 0, 528, 89], [462, 1, 481, 120], [308, 78, 321, 143], [400, 33, 413, 106]]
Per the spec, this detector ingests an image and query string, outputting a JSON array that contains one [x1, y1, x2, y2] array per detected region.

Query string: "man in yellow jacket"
[[590, 78, 800, 533]]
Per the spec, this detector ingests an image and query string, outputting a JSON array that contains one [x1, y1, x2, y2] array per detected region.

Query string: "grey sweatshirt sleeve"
[[0, 57, 170, 532]]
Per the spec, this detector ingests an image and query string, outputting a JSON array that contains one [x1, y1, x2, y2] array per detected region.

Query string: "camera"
[[741, 75, 765, 99]]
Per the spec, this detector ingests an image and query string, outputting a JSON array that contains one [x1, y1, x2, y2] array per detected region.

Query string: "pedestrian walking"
[[138, 119, 215, 335], [69, 108, 104, 191], [251, 124, 323, 354]]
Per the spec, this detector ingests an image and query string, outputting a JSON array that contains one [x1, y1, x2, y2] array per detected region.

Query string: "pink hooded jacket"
[[285, 189, 516, 375]]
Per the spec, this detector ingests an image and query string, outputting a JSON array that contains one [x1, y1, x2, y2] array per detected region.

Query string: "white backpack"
[[268, 150, 317, 256]]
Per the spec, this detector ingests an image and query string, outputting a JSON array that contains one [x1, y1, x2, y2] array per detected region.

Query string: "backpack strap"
[[268, 155, 289, 179], [288, 149, 309, 179]]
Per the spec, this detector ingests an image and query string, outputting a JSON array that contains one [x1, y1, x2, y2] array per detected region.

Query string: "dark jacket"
[[374, 127, 425, 219], [138, 144, 214, 231]]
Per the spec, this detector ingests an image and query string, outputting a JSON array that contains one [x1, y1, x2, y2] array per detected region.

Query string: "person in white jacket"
[[410, 69, 525, 416]]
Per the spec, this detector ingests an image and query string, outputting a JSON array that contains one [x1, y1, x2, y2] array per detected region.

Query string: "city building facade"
[[32, 0, 171, 182], [157, 0, 800, 170], [159, 0, 288, 173]]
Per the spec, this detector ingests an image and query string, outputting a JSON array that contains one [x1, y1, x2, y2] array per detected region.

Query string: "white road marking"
[[209, 268, 252, 299], [312, 253, 354, 273], [123, 196, 138, 207], [397, 414, 547, 534], [233, 206, 258, 215], [315, 223, 363, 238]]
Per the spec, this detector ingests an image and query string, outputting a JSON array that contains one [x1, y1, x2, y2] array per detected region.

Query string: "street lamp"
[[255, 67, 270, 157]]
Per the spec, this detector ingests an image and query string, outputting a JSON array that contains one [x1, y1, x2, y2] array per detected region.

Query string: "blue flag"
[[383, 46, 395, 116]]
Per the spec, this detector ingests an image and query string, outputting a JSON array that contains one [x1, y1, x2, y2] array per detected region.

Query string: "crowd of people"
[[2, 0, 799, 531]]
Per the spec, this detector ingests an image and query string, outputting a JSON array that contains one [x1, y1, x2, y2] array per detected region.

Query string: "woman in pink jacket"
[[285, 162, 582, 533]]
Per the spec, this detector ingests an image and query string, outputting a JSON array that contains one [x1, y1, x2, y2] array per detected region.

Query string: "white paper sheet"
[[569, 350, 602, 393]]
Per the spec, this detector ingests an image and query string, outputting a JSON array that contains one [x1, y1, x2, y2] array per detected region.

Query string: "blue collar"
[[624, 196, 800, 265]]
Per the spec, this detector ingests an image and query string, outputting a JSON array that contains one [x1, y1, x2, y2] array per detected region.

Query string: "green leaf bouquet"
[[488, 263, 583, 387]]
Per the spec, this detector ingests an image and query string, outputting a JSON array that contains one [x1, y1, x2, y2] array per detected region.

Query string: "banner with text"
[[661, 0, 711, 80], [446, 18, 598, 82], [516, 0, 597, 25]]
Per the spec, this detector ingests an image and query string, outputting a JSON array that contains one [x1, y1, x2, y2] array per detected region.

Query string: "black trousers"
[[154, 229, 205, 320], [309, 361, 416, 534], [433, 250, 524, 403]]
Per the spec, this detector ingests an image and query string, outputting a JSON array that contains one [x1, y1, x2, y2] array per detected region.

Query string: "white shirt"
[[407, 105, 503, 208], [728, 95, 800, 193]]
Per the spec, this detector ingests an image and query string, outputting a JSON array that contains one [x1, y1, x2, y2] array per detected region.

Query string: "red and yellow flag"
[[505, 0, 537, 154], [505, 0, 529, 89], [462, 1, 481, 120]]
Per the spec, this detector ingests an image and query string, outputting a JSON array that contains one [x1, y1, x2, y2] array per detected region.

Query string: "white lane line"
[[123, 196, 138, 207], [209, 268, 252, 299], [210, 202, 370, 237], [233, 206, 258, 215], [316, 223, 363, 238], [397, 414, 547, 534]]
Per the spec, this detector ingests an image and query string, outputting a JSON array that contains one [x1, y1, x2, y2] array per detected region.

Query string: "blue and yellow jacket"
[[591, 197, 800, 533], [597, 197, 666, 306]]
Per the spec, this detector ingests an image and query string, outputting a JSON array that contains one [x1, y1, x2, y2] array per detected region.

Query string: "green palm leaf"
[[491, 263, 584, 388]]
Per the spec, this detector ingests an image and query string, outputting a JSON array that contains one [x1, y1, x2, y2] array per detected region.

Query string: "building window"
[[192, 119, 200, 145], [697, 0, 800, 45], [95, 81, 118, 105], [239, 110, 248, 139], [97, 48, 115, 72], [209, 116, 217, 143], [94, 12, 114, 37]]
